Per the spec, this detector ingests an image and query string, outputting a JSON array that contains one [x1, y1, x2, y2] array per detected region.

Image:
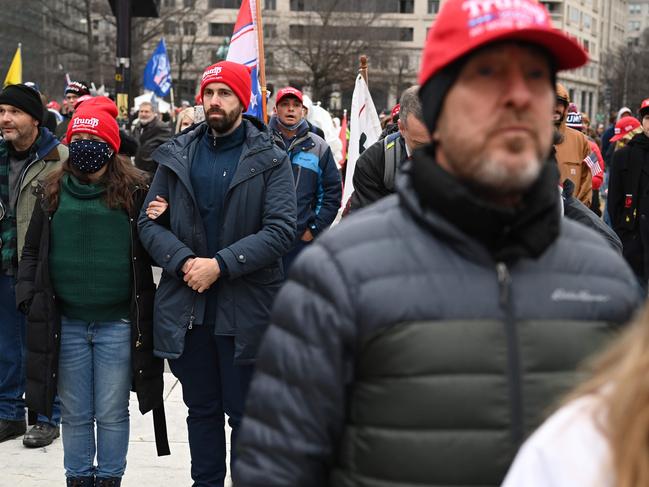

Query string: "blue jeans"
[[58, 316, 132, 479], [169, 326, 254, 487], [0, 273, 60, 425]]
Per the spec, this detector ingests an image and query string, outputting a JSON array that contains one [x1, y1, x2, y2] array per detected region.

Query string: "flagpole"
[[254, 0, 268, 123], [170, 87, 176, 124], [359, 55, 368, 84]]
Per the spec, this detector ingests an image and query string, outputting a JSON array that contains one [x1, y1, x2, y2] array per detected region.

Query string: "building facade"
[[146, 0, 626, 117], [627, 0, 649, 47]]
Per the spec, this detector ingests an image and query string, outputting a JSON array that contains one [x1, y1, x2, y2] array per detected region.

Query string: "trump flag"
[[226, 0, 263, 120]]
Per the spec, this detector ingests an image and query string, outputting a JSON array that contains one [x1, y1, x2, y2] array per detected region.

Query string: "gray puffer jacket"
[[234, 168, 640, 486]]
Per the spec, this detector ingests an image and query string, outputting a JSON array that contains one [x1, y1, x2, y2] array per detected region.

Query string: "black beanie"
[[419, 57, 466, 136], [0, 84, 44, 125], [419, 43, 558, 137]]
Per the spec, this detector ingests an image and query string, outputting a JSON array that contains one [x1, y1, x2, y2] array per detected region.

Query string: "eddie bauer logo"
[[551, 289, 610, 303], [202, 66, 223, 80], [73, 117, 99, 128]]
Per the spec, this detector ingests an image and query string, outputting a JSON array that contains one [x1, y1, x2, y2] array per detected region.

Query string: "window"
[[92, 19, 99, 29], [568, 6, 580, 24], [629, 3, 642, 14], [290, 0, 305, 10], [427, 0, 440, 13], [583, 14, 591, 30], [264, 24, 277, 39], [209, 22, 234, 36], [164, 20, 177, 35], [163, 0, 175, 6], [208, 0, 239, 7], [184, 49, 193, 62], [399, 0, 414, 14], [184, 0, 195, 6], [265, 0, 276, 9], [183, 21, 197, 36], [399, 28, 414, 42], [629, 20, 641, 31]]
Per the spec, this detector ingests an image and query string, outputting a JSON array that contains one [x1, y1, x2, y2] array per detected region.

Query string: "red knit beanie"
[[200, 61, 251, 109], [66, 97, 120, 152]]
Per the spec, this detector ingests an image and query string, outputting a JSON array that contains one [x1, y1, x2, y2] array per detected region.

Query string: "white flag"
[[342, 74, 382, 206]]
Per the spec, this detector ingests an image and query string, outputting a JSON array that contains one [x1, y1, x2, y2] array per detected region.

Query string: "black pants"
[[169, 325, 254, 487]]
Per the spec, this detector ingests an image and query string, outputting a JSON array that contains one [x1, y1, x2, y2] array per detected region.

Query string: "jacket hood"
[[628, 132, 649, 149], [153, 115, 274, 172]]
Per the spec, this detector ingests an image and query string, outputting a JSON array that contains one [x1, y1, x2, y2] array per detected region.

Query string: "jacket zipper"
[[13, 154, 40, 209], [496, 262, 523, 447], [188, 300, 196, 330], [294, 165, 302, 189]]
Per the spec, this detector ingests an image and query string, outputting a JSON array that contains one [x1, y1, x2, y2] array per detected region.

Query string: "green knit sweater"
[[50, 174, 132, 322]]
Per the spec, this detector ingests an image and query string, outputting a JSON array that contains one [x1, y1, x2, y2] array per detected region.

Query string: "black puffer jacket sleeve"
[[16, 199, 45, 310], [347, 139, 388, 213], [234, 241, 356, 487]]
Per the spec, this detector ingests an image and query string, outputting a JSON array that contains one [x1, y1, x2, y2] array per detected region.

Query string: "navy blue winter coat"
[[138, 117, 297, 364]]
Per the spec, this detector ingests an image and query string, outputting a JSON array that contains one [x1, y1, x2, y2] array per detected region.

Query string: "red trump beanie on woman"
[[66, 96, 120, 152]]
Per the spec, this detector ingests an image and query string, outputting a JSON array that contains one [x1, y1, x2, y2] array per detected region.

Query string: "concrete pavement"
[[0, 372, 233, 486]]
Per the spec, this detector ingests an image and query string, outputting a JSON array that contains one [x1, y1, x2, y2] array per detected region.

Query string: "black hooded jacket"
[[608, 132, 649, 278]]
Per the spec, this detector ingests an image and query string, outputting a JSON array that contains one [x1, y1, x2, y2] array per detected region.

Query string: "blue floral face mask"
[[69, 140, 113, 174]]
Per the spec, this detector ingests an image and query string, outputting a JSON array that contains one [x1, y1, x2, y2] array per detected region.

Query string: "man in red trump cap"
[[138, 60, 296, 486], [234, 1, 640, 486]]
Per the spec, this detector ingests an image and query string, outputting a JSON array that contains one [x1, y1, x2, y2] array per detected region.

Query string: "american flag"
[[584, 152, 602, 177]]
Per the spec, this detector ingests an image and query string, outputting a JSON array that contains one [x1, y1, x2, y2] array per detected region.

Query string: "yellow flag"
[[4, 44, 22, 87]]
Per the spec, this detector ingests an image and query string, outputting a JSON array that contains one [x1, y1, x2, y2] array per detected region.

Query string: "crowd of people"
[[2, 0, 649, 486]]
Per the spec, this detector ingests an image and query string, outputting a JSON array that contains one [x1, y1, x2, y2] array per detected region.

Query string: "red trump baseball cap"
[[418, 0, 589, 88], [276, 87, 303, 105]]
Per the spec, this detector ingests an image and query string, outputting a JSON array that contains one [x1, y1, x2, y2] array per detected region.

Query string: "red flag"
[[339, 110, 348, 168]]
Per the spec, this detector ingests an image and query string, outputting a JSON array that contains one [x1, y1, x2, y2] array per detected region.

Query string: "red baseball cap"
[[276, 87, 303, 105], [418, 0, 589, 87], [610, 116, 641, 143], [391, 104, 401, 120]]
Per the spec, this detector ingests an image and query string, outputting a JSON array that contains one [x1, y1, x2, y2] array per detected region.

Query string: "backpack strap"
[[383, 133, 402, 192]]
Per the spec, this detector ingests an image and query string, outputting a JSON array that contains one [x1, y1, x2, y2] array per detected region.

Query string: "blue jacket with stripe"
[[270, 116, 342, 238]]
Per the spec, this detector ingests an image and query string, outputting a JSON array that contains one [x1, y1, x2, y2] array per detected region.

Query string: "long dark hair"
[[43, 153, 149, 213]]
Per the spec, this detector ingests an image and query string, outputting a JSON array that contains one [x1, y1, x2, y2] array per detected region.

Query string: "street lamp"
[[107, 0, 159, 122]]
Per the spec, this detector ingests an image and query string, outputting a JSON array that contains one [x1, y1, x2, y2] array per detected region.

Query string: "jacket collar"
[[151, 116, 280, 194], [398, 145, 561, 264]]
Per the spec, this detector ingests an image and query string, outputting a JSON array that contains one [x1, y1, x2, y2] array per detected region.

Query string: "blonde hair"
[[566, 304, 649, 487], [175, 107, 195, 133]]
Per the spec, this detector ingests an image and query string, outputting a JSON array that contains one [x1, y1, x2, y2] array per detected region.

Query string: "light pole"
[[108, 0, 159, 123]]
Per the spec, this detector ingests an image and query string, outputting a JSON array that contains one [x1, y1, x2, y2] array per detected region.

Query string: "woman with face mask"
[[15, 97, 169, 487]]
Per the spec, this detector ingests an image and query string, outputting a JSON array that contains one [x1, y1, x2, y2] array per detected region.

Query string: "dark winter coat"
[[16, 185, 169, 456], [347, 134, 408, 213], [134, 117, 173, 174], [270, 116, 341, 238], [137, 117, 296, 364], [234, 155, 640, 486], [608, 132, 649, 279]]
